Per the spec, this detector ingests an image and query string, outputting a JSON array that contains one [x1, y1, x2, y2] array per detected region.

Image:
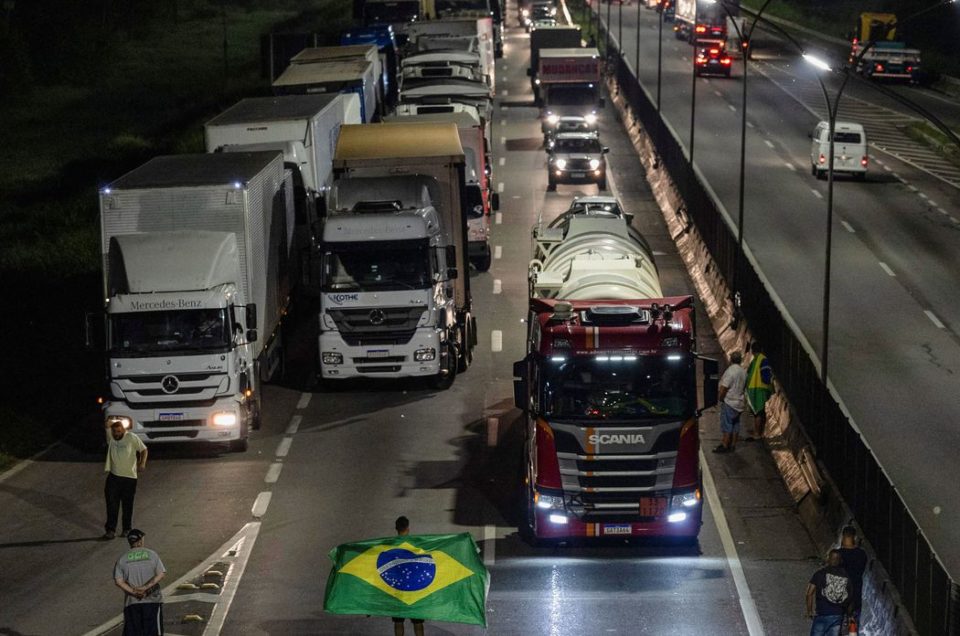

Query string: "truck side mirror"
[[624, 212, 635, 224], [245, 304, 258, 331], [246, 329, 259, 343], [602, 147, 610, 154], [491, 192, 501, 211], [698, 356, 720, 414], [512, 359, 529, 410]]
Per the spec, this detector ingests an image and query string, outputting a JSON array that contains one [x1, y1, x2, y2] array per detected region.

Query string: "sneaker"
[[121, 529, 132, 539], [712, 444, 729, 454], [102, 531, 116, 540]]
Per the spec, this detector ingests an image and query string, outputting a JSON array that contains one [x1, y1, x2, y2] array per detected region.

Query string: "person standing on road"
[[114, 529, 165, 636], [806, 549, 850, 636], [745, 341, 774, 441], [839, 525, 868, 623], [103, 420, 148, 540], [713, 351, 746, 453], [392, 516, 425, 636]]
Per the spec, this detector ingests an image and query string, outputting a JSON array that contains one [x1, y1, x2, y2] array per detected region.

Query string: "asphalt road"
[[601, 2, 960, 578], [0, 9, 832, 636]]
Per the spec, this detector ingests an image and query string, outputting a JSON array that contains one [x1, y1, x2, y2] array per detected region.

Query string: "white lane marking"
[[892, 173, 902, 181], [499, 157, 506, 167], [502, 89, 509, 96], [494, 245, 503, 259], [296, 393, 311, 410], [878, 262, 896, 277], [882, 165, 892, 172], [918, 192, 928, 199], [500, 136, 506, 146], [275, 437, 293, 458], [728, 104, 736, 112], [82, 523, 263, 636], [874, 158, 884, 165], [265, 462, 283, 484], [502, 105, 510, 112], [746, 121, 755, 129], [251, 492, 272, 518], [714, 90, 723, 97], [496, 211, 503, 224], [764, 139, 775, 149], [0, 441, 59, 485], [484, 524, 497, 566], [925, 310, 946, 329], [811, 189, 823, 199], [497, 182, 505, 194], [501, 119, 506, 127], [841, 221, 856, 233], [511, 195, 521, 199], [286, 415, 301, 435], [652, 250, 667, 256], [491, 330, 503, 352], [927, 200, 937, 207], [486, 417, 499, 447], [784, 162, 796, 171], [937, 207, 949, 215], [952, 216, 960, 224], [493, 279, 503, 294], [908, 184, 918, 192], [701, 449, 765, 636]]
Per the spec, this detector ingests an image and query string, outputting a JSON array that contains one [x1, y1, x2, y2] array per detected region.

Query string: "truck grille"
[[353, 356, 405, 364], [564, 158, 593, 171], [141, 419, 206, 429], [579, 475, 659, 489], [327, 306, 426, 346], [576, 457, 658, 472], [145, 431, 199, 439], [357, 365, 403, 373]]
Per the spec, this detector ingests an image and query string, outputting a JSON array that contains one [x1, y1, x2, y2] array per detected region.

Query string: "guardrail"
[[596, 18, 958, 636]]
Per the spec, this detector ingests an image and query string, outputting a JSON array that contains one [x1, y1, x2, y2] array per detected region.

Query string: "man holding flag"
[[745, 341, 774, 442], [324, 518, 489, 631]]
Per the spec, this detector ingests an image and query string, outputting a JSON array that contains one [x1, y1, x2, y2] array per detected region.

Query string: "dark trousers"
[[123, 603, 163, 636], [105, 473, 138, 533]]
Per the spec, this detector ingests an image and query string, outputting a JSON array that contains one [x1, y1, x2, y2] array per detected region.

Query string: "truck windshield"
[[109, 308, 230, 355], [363, 1, 419, 23], [548, 86, 596, 106], [554, 137, 602, 153], [541, 354, 695, 421], [323, 239, 432, 292]]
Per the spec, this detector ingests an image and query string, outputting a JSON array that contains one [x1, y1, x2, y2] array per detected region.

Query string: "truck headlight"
[[546, 113, 560, 125], [322, 352, 343, 365], [667, 512, 688, 523], [584, 113, 598, 125], [106, 415, 132, 430], [535, 492, 564, 510], [554, 158, 567, 170], [589, 159, 601, 170], [211, 411, 237, 427], [671, 490, 701, 509], [414, 347, 436, 362]]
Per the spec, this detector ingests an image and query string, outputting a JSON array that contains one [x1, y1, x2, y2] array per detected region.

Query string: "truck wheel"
[[457, 320, 473, 373], [431, 343, 457, 390], [473, 245, 492, 272]]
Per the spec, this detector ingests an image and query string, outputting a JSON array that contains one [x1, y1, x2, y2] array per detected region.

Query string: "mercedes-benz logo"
[[369, 309, 386, 326], [161, 375, 180, 394]]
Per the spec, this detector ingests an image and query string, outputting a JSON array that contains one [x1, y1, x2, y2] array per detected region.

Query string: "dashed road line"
[[496, 211, 503, 224], [746, 121, 755, 129], [501, 119, 506, 127], [878, 262, 896, 277], [251, 492, 272, 518], [265, 462, 283, 484], [500, 136, 506, 146], [502, 89, 509, 96], [763, 139, 775, 149], [907, 184, 918, 192], [497, 182, 505, 194], [811, 189, 823, 199], [714, 90, 723, 97], [494, 245, 502, 259], [918, 192, 928, 199], [275, 437, 292, 458], [491, 330, 503, 352], [882, 165, 892, 172], [841, 221, 856, 233], [499, 157, 506, 166], [493, 279, 502, 294], [784, 162, 796, 171], [296, 393, 311, 410], [925, 310, 946, 329], [727, 104, 736, 112], [286, 415, 301, 436]]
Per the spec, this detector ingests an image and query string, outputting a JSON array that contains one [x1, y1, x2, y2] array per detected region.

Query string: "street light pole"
[[636, 0, 642, 78], [657, 2, 664, 111], [606, 0, 612, 55], [688, 1, 700, 163]]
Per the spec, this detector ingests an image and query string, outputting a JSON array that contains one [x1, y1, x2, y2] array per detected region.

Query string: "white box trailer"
[[272, 59, 377, 124], [291, 45, 385, 118], [97, 152, 294, 451], [403, 16, 495, 89]]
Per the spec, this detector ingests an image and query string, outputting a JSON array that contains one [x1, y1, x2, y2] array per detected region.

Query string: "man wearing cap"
[[114, 529, 166, 636], [103, 419, 148, 540]]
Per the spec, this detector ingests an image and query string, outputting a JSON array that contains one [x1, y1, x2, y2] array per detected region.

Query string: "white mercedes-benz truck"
[[318, 122, 476, 389], [95, 152, 293, 452]]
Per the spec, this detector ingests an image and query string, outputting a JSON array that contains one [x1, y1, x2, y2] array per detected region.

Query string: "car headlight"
[[322, 352, 343, 365], [589, 158, 601, 170], [211, 411, 237, 427], [522, 8, 529, 16], [106, 415, 132, 430], [546, 113, 560, 125], [671, 490, 701, 509], [414, 347, 436, 362], [584, 113, 598, 125], [536, 492, 564, 510], [554, 158, 567, 170]]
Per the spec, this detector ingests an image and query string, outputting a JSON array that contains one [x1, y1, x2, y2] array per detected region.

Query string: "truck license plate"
[[367, 349, 390, 358], [639, 497, 667, 517], [570, 172, 586, 178], [159, 413, 185, 421], [602, 524, 632, 535]]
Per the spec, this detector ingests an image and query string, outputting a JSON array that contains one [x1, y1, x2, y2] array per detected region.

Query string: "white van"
[[810, 121, 868, 180]]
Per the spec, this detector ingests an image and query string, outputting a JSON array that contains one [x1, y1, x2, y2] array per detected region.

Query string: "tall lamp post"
[[656, 1, 665, 111], [688, 0, 701, 163], [635, 0, 642, 78]]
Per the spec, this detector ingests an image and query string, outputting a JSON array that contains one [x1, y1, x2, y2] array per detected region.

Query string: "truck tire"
[[431, 342, 457, 390], [457, 319, 473, 373], [472, 245, 492, 272]]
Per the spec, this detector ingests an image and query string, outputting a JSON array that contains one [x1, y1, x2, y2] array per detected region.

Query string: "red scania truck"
[[512, 197, 718, 542]]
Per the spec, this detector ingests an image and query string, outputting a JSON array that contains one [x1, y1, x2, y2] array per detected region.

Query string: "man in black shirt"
[[839, 525, 868, 621], [806, 549, 850, 636]]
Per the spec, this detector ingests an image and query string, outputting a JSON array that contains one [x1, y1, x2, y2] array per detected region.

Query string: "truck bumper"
[[532, 506, 702, 540], [319, 330, 442, 379], [106, 398, 244, 445]]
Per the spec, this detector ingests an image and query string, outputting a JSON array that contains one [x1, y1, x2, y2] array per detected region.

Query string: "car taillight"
[[906, 66, 913, 73], [875, 63, 884, 72], [672, 419, 699, 488], [695, 25, 706, 33], [721, 58, 732, 65], [861, 156, 868, 167], [819, 153, 826, 165], [535, 418, 562, 489], [709, 48, 719, 55]]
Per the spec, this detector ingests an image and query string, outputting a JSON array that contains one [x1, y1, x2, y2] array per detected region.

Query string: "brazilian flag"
[[324, 533, 489, 626]]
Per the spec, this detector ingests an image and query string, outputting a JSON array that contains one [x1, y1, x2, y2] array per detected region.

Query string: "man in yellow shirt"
[[103, 421, 148, 540]]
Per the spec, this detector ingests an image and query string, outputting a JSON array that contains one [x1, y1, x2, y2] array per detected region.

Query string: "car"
[[694, 40, 732, 77], [809, 121, 868, 180], [525, 1, 557, 31], [530, 17, 558, 30], [546, 132, 609, 191], [543, 114, 599, 145]]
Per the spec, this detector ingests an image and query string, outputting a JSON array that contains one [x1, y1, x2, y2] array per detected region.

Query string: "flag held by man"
[[324, 532, 489, 626]]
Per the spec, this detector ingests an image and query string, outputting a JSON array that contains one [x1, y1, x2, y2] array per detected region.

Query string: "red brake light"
[[695, 25, 706, 33], [721, 58, 732, 65], [709, 48, 719, 54], [535, 418, 562, 489], [819, 153, 826, 165], [861, 156, 868, 167], [875, 63, 884, 72]]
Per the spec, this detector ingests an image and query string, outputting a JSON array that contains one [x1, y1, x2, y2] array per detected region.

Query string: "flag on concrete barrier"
[[323, 532, 489, 626]]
